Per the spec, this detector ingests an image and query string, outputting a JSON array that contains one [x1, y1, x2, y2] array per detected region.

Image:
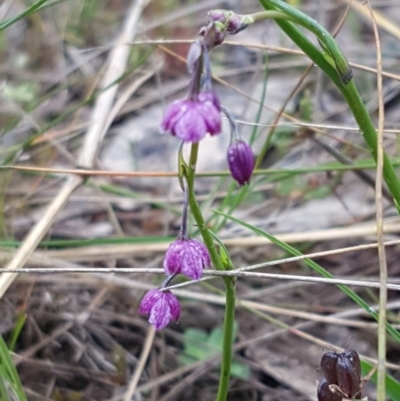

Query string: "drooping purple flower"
[[227, 140, 255, 186], [160, 94, 221, 142], [139, 289, 181, 330], [164, 238, 211, 280]]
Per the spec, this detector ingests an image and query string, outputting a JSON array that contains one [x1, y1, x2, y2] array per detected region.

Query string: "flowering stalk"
[[185, 142, 236, 401]]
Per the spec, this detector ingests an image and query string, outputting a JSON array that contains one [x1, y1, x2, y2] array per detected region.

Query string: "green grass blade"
[[361, 360, 400, 401], [0, 0, 49, 32], [258, 0, 400, 213], [212, 210, 400, 343], [7, 314, 27, 352], [0, 336, 27, 401]]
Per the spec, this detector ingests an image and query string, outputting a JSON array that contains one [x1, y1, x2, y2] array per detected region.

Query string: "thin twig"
[[131, 38, 400, 81], [3, 265, 400, 291]]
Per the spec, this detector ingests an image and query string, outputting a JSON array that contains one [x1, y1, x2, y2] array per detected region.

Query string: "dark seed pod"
[[320, 352, 339, 385], [336, 352, 360, 398], [343, 350, 361, 381], [318, 378, 342, 401]]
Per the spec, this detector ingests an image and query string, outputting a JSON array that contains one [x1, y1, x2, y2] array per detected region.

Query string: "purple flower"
[[160, 93, 221, 142], [164, 238, 211, 280], [139, 289, 180, 330], [227, 140, 255, 186]]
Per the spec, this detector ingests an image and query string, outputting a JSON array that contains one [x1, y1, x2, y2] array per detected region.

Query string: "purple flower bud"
[[227, 140, 255, 186], [212, 27, 225, 47], [226, 14, 253, 35], [139, 289, 180, 330], [164, 238, 211, 280], [199, 22, 225, 49], [207, 9, 230, 23], [207, 10, 252, 36], [160, 95, 221, 142]]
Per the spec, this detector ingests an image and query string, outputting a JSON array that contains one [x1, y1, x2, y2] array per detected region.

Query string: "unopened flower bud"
[[164, 238, 211, 280], [207, 9, 231, 24], [207, 10, 253, 35], [199, 22, 225, 49], [139, 289, 180, 330], [227, 140, 255, 186], [226, 14, 253, 35]]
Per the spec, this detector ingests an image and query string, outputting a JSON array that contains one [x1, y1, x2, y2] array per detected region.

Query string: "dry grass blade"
[[368, 2, 388, 400], [0, 0, 150, 298], [124, 326, 155, 401], [340, 0, 400, 39]]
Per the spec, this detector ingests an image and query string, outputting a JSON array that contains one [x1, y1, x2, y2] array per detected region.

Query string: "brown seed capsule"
[[336, 352, 361, 398], [342, 350, 361, 381], [318, 378, 342, 401], [320, 352, 339, 385], [319, 349, 362, 400]]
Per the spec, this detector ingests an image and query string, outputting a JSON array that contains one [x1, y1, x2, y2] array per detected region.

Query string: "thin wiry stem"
[[369, 3, 388, 400], [4, 266, 400, 291]]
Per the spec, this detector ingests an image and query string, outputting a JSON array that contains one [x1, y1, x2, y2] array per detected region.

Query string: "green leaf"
[[182, 328, 210, 360], [207, 326, 224, 351], [179, 323, 249, 379], [178, 354, 197, 366], [361, 360, 400, 401], [231, 361, 251, 379]]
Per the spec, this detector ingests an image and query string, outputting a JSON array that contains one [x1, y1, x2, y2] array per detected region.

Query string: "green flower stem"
[[186, 143, 236, 401], [250, 10, 295, 22], [258, 0, 400, 211]]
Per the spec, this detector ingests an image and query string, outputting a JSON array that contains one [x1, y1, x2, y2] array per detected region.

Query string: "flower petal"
[[174, 107, 208, 142], [139, 289, 163, 315], [160, 100, 190, 133], [164, 240, 185, 275], [196, 100, 221, 135], [164, 292, 181, 321], [140, 290, 181, 330]]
